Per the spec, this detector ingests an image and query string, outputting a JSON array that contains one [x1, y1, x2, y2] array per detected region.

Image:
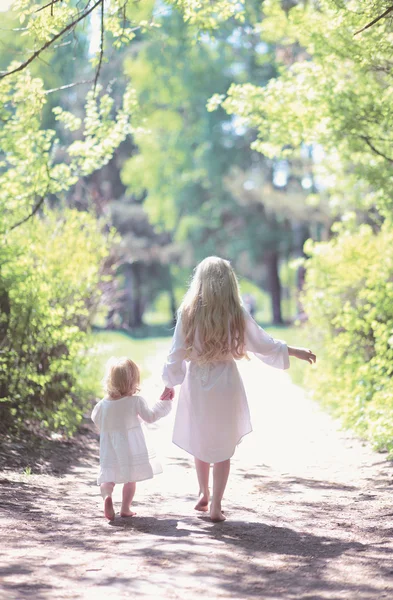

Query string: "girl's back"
[[91, 356, 173, 520], [162, 257, 289, 464], [181, 257, 247, 365], [94, 396, 142, 432], [92, 395, 171, 486]]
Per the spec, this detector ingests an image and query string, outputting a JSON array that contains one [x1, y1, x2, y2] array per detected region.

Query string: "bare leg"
[[120, 482, 137, 517], [194, 458, 210, 512], [100, 482, 115, 521], [210, 459, 230, 522]]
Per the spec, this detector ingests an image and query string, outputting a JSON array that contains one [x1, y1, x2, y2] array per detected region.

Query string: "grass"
[[90, 330, 172, 384]]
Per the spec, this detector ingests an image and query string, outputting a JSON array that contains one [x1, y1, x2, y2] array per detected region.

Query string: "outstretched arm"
[[244, 308, 290, 370], [288, 346, 316, 364], [137, 396, 172, 424], [244, 308, 316, 367]]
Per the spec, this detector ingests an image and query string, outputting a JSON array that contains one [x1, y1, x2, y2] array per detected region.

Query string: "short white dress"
[[91, 396, 171, 484], [162, 308, 289, 463]]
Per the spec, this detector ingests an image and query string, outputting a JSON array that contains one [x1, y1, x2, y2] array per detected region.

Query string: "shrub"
[[302, 224, 393, 454], [0, 210, 111, 434]]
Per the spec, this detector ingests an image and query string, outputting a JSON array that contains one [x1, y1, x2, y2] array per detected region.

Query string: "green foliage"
[[0, 71, 133, 433], [217, 0, 393, 214], [0, 3, 138, 434], [302, 224, 393, 454], [0, 7, 89, 128], [173, 0, 245, 29], [0, 65, 136, 233], [0, 210, 112, 433]]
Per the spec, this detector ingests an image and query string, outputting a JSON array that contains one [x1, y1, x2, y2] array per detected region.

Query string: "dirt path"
[[2, 355, 393, 600]]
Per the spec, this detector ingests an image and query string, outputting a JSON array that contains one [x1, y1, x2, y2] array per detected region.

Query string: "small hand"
[[296, 348, 316, 364], [160, 387, 174, 400]]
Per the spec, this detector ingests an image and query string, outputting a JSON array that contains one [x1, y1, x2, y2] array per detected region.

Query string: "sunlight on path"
[[133, 351, 374, 501], [3, 347, 393, 600]]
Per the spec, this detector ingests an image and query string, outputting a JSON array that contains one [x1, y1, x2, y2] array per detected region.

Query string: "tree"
[[217, 0, 393, 215], [122, 4, 321, 322], [109, 195, 180, 328]]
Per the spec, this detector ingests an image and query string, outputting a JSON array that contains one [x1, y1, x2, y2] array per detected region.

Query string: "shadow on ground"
[[0, 422, 97, 476], [2, 407, 393, 599], [2, 467, 390, 600]]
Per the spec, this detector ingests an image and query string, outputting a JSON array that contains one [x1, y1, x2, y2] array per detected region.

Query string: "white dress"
[[91, 396, 171, 484], [162, 308, 289, 463]]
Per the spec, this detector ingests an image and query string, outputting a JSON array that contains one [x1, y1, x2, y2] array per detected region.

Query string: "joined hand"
[[160, 387, 175, 400]]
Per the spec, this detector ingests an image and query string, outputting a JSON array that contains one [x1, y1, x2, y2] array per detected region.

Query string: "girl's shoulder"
[[101, 396, 140, 414], [120, 394, 144, 407], [130, 394, 147, 405], [102, 395, 138, 403]]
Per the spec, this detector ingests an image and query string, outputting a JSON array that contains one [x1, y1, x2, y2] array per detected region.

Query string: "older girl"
[[161, 256, 315, 522]]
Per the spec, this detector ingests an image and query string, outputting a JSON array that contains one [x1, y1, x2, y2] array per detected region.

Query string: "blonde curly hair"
[[103, 357, 140, 399], [180, 256, 247, 364]]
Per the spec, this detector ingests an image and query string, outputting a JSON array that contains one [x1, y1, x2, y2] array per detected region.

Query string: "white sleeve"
[[91, 401, 102, 431], [244, 309, 290, 370], [137, 396, 172, 424], [162, 315, 187, 387]]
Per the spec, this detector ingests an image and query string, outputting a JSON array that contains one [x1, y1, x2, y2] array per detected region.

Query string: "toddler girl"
[[92, 357, 172, 521], [161, 256, 316, 522]]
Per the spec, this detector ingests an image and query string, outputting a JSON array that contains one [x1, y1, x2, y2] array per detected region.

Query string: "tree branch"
[[361, 135, 393, 164], [93, 0, 105, 92], [354, 4, 393, 35], [35, 0, 63, 14], [9, 195, 46, 232], [44, 78, 93, 94], [0, 0, 102, 80]]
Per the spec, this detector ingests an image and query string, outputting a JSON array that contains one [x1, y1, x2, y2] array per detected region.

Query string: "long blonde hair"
[[103, 357, 140, 399], [180, 256, 247, 363]]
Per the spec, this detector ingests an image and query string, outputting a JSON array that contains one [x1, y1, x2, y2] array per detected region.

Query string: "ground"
[[1, 350, 393, 600]]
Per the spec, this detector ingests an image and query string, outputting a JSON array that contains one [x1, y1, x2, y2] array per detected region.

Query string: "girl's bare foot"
[[104, 496, 115, 521], [120, 509, 136, 517], [194, 493, 209, 512], [210, 503, 226, 522], [120, 505, 136, 517]]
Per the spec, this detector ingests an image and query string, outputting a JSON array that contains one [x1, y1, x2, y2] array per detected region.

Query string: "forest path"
[[2, 351, 393, 599]]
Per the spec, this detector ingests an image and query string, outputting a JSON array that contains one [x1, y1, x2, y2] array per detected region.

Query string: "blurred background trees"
[[121, 1, 327, 324]]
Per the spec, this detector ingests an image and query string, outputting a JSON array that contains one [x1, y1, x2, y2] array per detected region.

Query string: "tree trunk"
[[122, 263, 144, 329], [167, 267, 177, 326], [130, 262, 144, 328], [293, 222, 310, 318], [0, 284, 10, 342], [265, 251, 283, 325]]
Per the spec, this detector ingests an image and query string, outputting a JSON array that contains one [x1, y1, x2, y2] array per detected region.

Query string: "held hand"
[[295, 348, 316, 364], [160, 387, 174, 401]]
